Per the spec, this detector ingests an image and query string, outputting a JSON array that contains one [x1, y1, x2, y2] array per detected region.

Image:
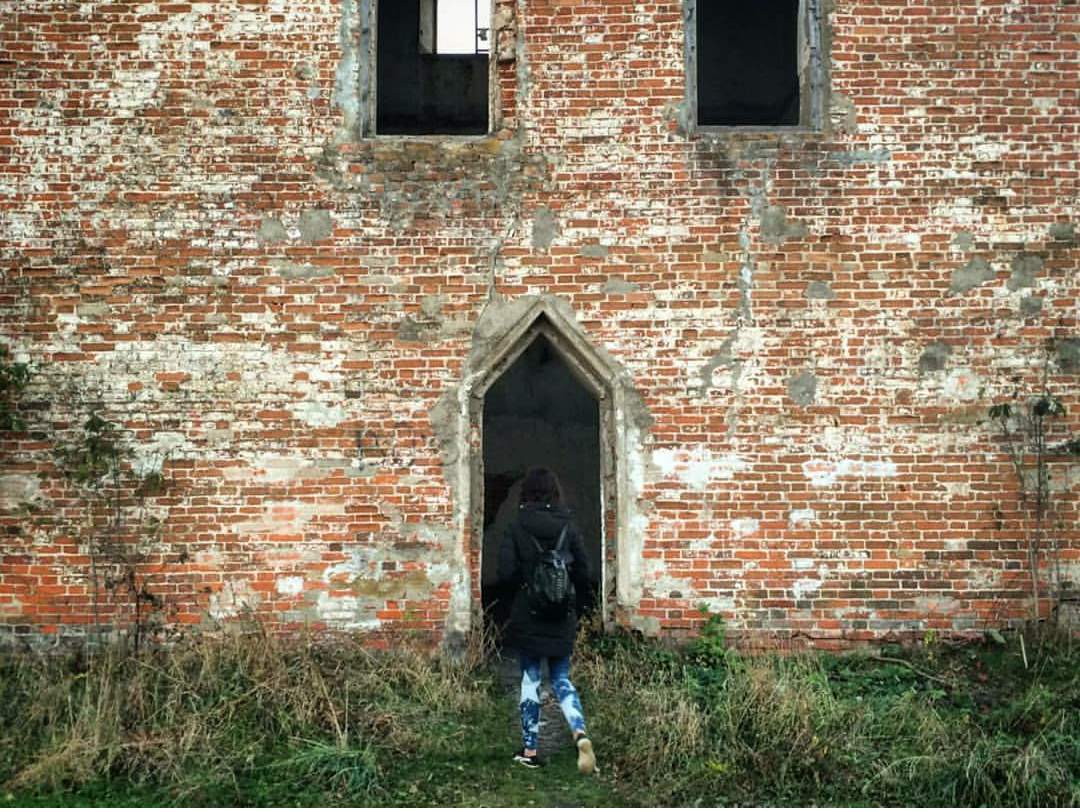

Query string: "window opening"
[[377, 0, 490, 135], [698, 0, 798, 126], [691, 0, 825, 129]]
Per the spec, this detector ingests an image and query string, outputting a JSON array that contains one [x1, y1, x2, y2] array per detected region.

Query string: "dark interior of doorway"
[[481, 334, 601, 637]]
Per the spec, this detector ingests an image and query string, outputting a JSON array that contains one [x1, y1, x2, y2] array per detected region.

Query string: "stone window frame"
[[683, 0, 829, 134], [349, 0, 513, 138]]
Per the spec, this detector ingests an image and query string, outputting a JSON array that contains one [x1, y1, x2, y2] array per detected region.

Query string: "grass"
[[1, 618, 1078, 807]]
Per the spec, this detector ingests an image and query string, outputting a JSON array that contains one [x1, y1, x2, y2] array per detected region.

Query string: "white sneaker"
[[575, 735, 596, 774]]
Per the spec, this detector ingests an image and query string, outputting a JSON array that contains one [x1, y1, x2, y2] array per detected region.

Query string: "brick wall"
[[1, 0, 1077, 648]]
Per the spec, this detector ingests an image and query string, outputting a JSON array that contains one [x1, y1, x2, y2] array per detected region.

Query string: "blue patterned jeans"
[[519, 653, 587, 752]]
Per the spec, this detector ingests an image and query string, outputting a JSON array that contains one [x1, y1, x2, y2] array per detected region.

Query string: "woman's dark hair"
[[520, 467, 561, 506]]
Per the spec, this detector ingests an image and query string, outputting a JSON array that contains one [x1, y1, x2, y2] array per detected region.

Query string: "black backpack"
[[526, 525, 574, 620]]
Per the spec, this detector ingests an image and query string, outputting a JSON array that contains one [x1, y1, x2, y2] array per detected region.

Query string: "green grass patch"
[[2, 621, 1078, 807]]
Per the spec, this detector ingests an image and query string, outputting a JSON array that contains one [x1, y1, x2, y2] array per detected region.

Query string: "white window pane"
[[477, 2, 490, 52], [437, 0, 476, 54]]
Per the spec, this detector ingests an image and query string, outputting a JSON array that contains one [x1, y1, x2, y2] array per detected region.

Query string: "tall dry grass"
[[2, 620, 1077, 807], [0, 626, 494, 801]]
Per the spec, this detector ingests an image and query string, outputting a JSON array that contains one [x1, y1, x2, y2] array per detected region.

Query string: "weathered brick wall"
[[1, 0, 1077, 648]]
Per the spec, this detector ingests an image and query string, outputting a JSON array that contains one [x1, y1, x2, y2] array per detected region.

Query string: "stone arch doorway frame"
[[451, 296, 649, 639]]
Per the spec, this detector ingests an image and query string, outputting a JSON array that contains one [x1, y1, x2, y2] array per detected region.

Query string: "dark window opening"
[[377, 0, 489, 135], [481, 335, 602, 637], [697, 0, 801, 127]]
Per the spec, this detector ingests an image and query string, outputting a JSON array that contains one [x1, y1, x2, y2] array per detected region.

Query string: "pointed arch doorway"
[[467, 306, 620, 636], [481, 332, 601, 629]]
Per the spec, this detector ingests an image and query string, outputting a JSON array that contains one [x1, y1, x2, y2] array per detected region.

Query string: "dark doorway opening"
[[697, 0, 800, 126], [481, 334, 602, 636]]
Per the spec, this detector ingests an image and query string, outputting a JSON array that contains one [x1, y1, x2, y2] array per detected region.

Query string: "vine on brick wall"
[[56, 412, 168, 653], [0, 345, 32, 431], [2, 348, 170, 650], [989, 376, 1080, 626]]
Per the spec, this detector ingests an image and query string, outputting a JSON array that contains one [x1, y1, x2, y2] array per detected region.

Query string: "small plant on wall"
[[56, 410, 168, 653], [988, 362, 1079, 626], [0, 345, 33, 431]]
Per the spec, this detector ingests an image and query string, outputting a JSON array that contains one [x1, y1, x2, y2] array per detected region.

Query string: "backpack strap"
[[526, 524, 568, 557], [553, 524, 568, 552]]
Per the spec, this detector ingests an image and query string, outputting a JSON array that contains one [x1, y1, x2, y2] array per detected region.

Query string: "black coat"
[[496, 502, 591, 658]]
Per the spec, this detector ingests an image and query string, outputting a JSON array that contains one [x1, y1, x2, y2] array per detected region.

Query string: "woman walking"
[[497, 466, 596, 774]]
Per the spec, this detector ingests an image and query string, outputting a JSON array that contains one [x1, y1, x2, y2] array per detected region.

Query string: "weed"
[[988, 359, 1080, 623], [269, 738, 379, 796], [688, 605, 741, 672], [53, 411, 170, 652], [0, 345, 32, 431]]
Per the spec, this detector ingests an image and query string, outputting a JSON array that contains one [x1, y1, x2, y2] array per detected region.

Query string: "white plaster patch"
[[943, 369, 982, 401], [900, 232, 921, 250], [930, 198, 978, 228], [914, 596, 962, 615], [820, 548, 871, 561], [942, 481, 973, 500], [324, 549, 371, 584], [233, 501, 344, 534], [131, 432, 185, 477], [792, 558, 816, 570], [793, 578, 823, 600], [209, 579, 258, 620], [700, 595, 736, 613], [1060, 559, 1080, 586], [276, 576, 304, 596], [652, 446, 748, 490], [789, 508, 817, 525], [972, 141, 1008, 162], [579, 109, 622, 138], [195, 549, 224, 567], [730, 518, 760, 538], [642, 558, 712, 604], [109, 70, 160, 113], [317, 593, 356, 621], [0, 474, 42, 511], [316, 593, 380, 629], [644, 223, 690, 239], [1058, 462, 1075, 488], [968, 568, 998, 590], [234, 456, 321, 482], [292, 401, 345, 428], [739, 265, 754, 291], [1058, 602, 1080, 631], [802, 458, 899, 487]]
